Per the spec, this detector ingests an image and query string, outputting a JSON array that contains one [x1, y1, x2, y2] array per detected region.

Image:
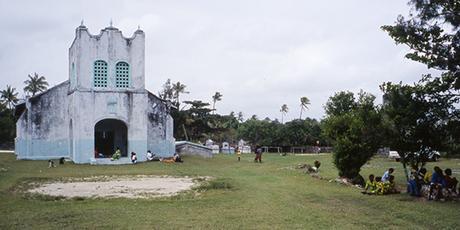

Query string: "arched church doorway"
[[94, 119, 127, 158]]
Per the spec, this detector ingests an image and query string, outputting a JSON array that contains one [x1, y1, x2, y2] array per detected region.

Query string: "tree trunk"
[[182, 124, 189, 141]]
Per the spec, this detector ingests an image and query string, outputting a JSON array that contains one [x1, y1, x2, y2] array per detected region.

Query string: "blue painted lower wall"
[[16, 137, 175, 164]]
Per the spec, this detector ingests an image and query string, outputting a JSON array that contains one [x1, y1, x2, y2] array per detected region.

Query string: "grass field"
[[1, 152, 459, 229]]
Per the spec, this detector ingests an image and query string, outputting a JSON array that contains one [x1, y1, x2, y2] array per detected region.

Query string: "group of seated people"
[[363, 168, 400, 195], [408, 166, 458, 200], [147, 150, 183, 163]]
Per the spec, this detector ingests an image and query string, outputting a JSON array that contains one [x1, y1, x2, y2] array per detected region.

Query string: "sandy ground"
[[29, 176, 202, 199]]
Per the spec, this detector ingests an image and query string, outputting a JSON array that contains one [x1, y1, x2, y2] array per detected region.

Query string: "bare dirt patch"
[[28, 175, 207, 199]]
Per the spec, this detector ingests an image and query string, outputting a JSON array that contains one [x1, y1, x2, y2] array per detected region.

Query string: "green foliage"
[[0, 85, 19, 110], [211, 92, 223, 113], [0, 104, 15, 147], [23, 73, 48, 97], [381, 0, 460, 89], [299, 96, 310, 119], [323, 91, 383, 180], [381, 0, 460, 172]]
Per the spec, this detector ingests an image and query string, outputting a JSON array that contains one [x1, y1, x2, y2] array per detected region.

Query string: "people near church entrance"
[[48, 160, 56, 168], [146, 150, 160, 161], [94, 148, 104, 158], [173, 152, 183, 163], [131, 152, 137, 164], [381, 168, 394, 182], [111, 147, 121, 161]]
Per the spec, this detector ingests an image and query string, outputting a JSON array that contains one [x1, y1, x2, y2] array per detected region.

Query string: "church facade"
[[14, 24, 175, 164]]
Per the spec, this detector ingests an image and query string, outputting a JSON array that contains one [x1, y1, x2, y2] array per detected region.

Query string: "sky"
[[0, 0, 438, 121]]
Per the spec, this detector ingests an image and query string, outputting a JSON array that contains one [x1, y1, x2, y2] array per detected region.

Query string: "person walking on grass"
[[254, 146, 262, 163]]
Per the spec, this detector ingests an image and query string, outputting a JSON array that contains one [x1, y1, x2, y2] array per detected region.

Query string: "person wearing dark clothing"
[[254, 147, 262, 163]]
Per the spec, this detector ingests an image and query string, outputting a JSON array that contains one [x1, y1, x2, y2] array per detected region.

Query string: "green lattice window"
[[93, 60, 108, 88], [116, 62, 130, 88]]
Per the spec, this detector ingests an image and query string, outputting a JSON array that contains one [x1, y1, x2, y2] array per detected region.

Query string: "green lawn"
[[0, 152, 459, 229]]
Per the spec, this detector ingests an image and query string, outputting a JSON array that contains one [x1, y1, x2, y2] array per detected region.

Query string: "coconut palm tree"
[[23, 73, 48, 97], [280, 104, 288, 123], [299, 96, 311, 120], [237, 111, 244, 123], [1, 85, 19, 110], [212, 92, 223, 114], [172, 81, 189, 108]]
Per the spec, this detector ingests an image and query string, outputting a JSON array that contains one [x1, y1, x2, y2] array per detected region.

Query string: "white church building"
[[14, 23, 175, 164]]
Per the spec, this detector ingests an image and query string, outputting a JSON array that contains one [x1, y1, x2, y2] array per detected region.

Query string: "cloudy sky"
[[0, 0, 437, 121]]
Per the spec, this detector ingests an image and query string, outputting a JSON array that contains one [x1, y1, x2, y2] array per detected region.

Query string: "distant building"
[[15, 23, 175, 164]]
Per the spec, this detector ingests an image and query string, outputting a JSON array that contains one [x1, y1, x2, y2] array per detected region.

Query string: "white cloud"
[[0, 0, 438, 120]]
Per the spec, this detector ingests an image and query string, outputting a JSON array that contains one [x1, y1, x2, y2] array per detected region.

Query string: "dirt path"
[[29, 176, 203, 199]]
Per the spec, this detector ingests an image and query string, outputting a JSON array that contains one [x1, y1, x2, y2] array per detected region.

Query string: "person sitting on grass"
[[374, 176, 384, 195], [173, 152, 183, 163], [362, 174, 376, 194], [386, 175, 400, 194], [444, 168, 458, 197], [381, 168, 394, 182], [111, 147, 121, 161], [429, 166, 446, 200], [408, 167, 426, 197]]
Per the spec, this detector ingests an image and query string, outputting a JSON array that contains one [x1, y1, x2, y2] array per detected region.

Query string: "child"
[[130, 152, 137, 164], [386, 175, 399, 194], [236, 147, 241, 162], [362, 174, 376, 194], [374, 176, 384, 195]]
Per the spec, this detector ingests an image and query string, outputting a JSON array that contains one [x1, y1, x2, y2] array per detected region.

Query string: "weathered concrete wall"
[[15, 82, 70, 159], [176, 141, 213, 158], [69, 25, 145, 91], [70, 90, 149, 163], [147, 92, 175, 157], [15, 25, 174, 164]]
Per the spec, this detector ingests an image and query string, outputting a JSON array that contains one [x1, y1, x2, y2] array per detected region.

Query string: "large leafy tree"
[[1, 85, 19, 110], [323, 91, 383, 183], [23, 73, 48, 97], [0, 103, 15, 147], [382, 0, 460, 90], [381, 0, 460, 166], [380, 81, 453, 180]]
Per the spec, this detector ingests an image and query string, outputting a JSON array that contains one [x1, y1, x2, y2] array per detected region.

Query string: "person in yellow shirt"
[[424, 170, 432, 184], [362, 174, 377, 194], [236, 147, 241, 162]]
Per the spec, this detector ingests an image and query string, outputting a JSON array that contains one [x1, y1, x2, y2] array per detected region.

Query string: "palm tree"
[[299, 96, 311, 120], [212, 92, 223, 114], [23, 73, 48, 97], [172, 81, 189, 108], [237, 112, 244, 122], [280, 104, 288, 123], [1, 85, 19, 110]]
